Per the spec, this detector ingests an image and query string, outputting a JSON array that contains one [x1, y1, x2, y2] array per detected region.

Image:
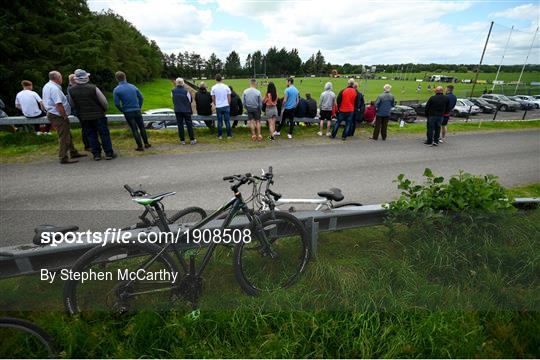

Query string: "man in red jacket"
[[331, 78, 358, 140]]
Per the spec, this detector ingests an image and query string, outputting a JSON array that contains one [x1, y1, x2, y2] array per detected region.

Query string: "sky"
[[87, 0, 540, 66]]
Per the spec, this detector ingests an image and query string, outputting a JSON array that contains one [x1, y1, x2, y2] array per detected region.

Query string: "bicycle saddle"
[[33, 224, 79, 245], [132, 191, 176, 205], [317, 188, 344, 202]]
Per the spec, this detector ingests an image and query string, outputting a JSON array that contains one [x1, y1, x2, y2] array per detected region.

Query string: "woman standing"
[[263, 82, 278, 141]]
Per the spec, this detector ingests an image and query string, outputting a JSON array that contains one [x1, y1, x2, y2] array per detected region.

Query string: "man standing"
[[424, 86, 449, 147], [42, 71, 86, 164], [68, 73, 90, 151], [440, 85, 457, 143], [195, 82, 214, 132], [350, 82, 365, 137], [318, 82, 335, 136], [15, 80, 50, 134], [113, 71, 150, 151], [211, 74, 232, 139], [68, 69, 115, 161], [275, 77, 299, 139], [242, 79, 263, 141], [371, 84, 395, 141], [172, 77, 196, 145], [332, 78, 358, 141]]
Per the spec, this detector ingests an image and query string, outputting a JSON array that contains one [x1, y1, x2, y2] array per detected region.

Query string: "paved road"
[[1, 130, 539, 246]]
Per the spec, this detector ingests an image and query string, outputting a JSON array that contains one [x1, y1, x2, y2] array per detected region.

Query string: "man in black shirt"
[[424, 86, 449, 146]]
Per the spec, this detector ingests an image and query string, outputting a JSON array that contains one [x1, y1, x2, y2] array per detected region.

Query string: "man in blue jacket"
[[440, 85, 457, 143], [371, 84, 395, 141], [113, 71, 151, 151], [172, 78, 196, 145]]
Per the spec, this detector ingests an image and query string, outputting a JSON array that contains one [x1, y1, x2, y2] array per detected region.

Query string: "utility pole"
[[492, 25, 513, 92], [470, 21, 494, 98], [515, 26, 539, 95]]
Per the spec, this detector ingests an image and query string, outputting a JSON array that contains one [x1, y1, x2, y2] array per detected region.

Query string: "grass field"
[[1, 120, 539, 163], [104, 73, 540, 115], [1, 192, 539, 357]]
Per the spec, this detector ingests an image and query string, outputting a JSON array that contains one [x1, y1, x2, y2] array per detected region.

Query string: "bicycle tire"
[[168, 207, 207, 225], [332, 201, 363, 208], [0, 317, 56, 357], [233, 211, 310, 296], [63, 242, 180, 315]]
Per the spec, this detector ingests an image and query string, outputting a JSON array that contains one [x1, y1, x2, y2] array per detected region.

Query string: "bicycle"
[[63, 169, 310, 315], [0, 317, 56, 358]]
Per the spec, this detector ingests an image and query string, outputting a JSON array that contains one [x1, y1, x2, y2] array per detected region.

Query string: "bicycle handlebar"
[[123, 184, 146, 197]]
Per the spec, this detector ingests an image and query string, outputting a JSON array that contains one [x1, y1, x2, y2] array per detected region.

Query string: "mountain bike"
[[63, 169, 310, 315]]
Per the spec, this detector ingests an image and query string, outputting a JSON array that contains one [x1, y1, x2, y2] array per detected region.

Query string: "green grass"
[[103, 74, 540, 113], [508, 183, 540, 198], [1, 120, 539, 163], [1, 206, 539, 357]]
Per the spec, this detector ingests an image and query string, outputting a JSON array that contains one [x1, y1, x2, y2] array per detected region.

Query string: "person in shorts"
[[242, 79, 263, 141], [263, 82, 279, 141], [440, 85, 457, 143], [318, 82, 335, 136]]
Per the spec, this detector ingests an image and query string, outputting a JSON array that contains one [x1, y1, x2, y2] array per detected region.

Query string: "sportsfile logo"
[[38, 228, 252, 246]]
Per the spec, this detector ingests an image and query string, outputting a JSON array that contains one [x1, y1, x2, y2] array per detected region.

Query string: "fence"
[[0, 198, 537, 279]]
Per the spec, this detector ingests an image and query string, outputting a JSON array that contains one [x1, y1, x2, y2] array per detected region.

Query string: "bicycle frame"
[[274, 198, 334, 211]]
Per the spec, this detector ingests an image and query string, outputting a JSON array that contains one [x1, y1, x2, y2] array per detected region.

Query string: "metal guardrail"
[[0, 198, 538, 279], [0, 113, 322, 126]]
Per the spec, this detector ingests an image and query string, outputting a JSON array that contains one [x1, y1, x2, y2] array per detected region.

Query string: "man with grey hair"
[[172, 77, 196, 144], [69, 69, 116, 161], [242, 78, 262, 141], [113, 70, 150, 151], [371, 84, 395, 141], [42, 70, 86, 164], [424, 85, 449, 146]]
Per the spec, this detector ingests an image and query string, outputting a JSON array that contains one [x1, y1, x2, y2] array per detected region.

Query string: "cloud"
[[490, 3, 540, 22]]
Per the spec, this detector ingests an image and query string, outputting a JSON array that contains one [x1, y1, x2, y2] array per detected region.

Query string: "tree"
[[224, 51, 241, 78], [205, 53, 223, 77]]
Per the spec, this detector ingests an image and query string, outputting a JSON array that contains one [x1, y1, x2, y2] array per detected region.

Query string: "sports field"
[[105, 73, 540, 114]]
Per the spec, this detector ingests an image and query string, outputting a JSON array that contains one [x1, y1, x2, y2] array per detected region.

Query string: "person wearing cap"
[[42, 71, 86, 164], [68, 73, 91, 151], [371, 84, 395, 141], [424, 86, 449, 146], [68, 69, 116, 161], [172, 77, 196, 145], [113, 71, 150, 151]]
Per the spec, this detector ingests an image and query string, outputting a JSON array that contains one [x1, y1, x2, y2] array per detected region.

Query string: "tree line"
[[0, 0, 162, 112]]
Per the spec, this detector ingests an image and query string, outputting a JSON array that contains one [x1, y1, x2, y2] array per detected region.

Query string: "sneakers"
[[60, 158, 78, 164], [36, 131, 42, 136], [218, 136, 223, 140], [287, 134, 293, 139], [45, 132, 52, 135], [317, 131, 323, 136], [93, 156, 101, 161], [227, 136, 233, 139], [423, 141, 432, 145], [135, 147, 144, 151], [190, 139, 197, 145], [439, 138, 445, 143], [105, 153, 117, 160], [326, 132, 331, 137], [432, 142, 438, 147], [269, 136, 275, 141], [144, 143, 152, 148], [181, 141, 186, 145], [273, 131, 280, 136]]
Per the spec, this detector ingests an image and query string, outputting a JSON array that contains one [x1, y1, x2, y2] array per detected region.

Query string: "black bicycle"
[[63, 168, 310, 314]]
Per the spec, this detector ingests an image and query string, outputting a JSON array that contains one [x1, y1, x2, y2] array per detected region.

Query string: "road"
[[1, 130, 539, 246]]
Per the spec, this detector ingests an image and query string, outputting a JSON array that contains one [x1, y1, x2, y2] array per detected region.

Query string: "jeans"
[[426, 116, 443, 144], [332, 111, 354, 139], [175, 112, 195, 141], [216, 106, 232, 137], [277, 108, 296, 135], [86, 117, 114, 157], [372, 115, 389, 140], [124, 110, 149, 148]]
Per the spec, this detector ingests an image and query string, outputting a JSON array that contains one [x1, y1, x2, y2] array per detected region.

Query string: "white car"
[[143, 108, 205, 129], [453, 99, 481, 117], [513, 95, 540, 109]]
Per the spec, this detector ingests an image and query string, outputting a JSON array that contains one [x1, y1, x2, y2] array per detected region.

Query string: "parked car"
[[508, 96, 536, 110], [453, 99, 481, 117], [512, 95, 540, 109], [410, 102, 427, 116], [143, 108, 206, 129], [389, 105, 417, 123], [480, 94, 521, 111], [468, 97, 497, 113]]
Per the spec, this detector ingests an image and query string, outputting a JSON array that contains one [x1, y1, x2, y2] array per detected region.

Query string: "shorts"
[[320, 110, 332, 121], [265, 105, 278, 118], [442, 116, 449, 126], [247, 108, 261, 120]]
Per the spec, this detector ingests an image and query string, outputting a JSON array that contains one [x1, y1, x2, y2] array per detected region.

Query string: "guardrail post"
[[522, 108, 528, 120], [304, 217, 319, 255]]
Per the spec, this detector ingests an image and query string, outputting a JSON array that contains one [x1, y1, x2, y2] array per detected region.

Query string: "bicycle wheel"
[[233, 211, 310, 295], [168, 207, 207, 226], [0, 317, 56, 358], [63, 242, 181, 315]]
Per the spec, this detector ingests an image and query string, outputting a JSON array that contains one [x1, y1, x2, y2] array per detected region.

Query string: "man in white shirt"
[[210, 74, 232, 139], [42, 70, 85, 164], [15, 80, 50, 135]]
